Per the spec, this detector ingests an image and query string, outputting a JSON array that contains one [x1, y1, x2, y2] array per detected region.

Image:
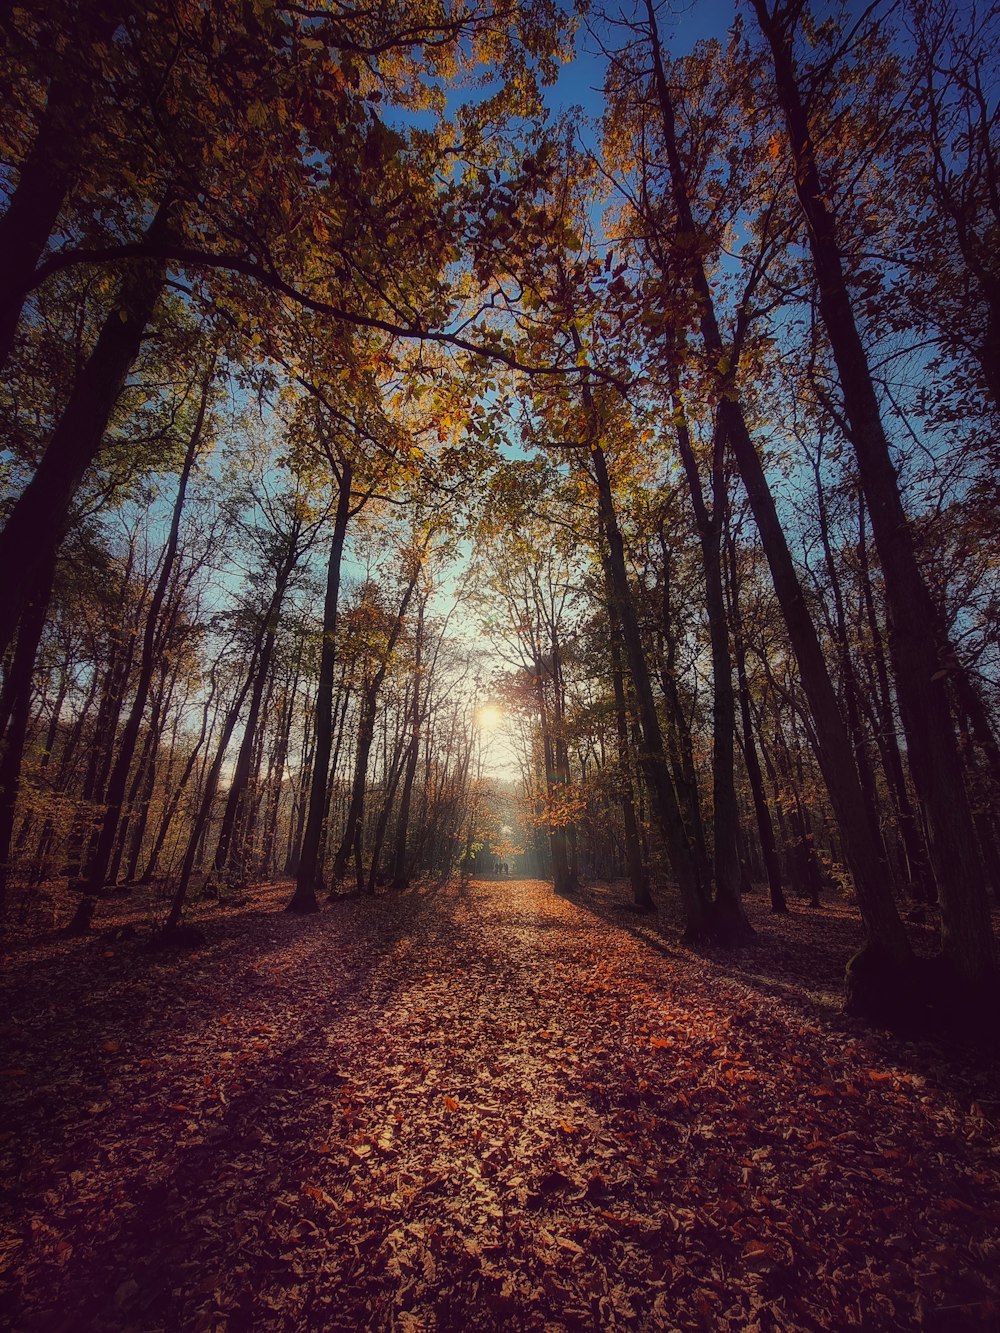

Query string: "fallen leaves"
[[1, 877, 998, 1332]]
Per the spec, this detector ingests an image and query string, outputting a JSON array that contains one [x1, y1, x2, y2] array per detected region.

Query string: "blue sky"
[[548, 0, 742, 124]]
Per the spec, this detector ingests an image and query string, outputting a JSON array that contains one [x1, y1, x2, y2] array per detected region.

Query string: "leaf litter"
[[1, 876, 998, 1331]]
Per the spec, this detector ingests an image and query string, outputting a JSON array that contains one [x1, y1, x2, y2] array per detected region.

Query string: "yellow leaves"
[[247, 101, 269, 131]]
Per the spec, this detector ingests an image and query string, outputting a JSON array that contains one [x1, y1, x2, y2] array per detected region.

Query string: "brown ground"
[[1, 877, 998, 1331]]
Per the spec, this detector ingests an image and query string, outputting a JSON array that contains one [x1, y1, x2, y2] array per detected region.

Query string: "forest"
[[2, 0, 999, 1328]]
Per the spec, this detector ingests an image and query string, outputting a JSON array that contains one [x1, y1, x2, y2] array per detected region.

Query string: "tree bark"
[[672, 393, 753, 941], [642, 2, 910, 976], [163, 659, 260, 932], [0, 5, 124, 369], [331, 558, 422, 893], [83, 370, 208, 894], [391, 600, 426, 890], [591, 443, 711, 938], [211, 547, 299, 886], [288, 464, 352, 912], [0, 202, 170, 659], [608, 606, 653, 910], [0, 550, 56, 907], [725, 524, 788, 913], [754, 0, 996, 991]]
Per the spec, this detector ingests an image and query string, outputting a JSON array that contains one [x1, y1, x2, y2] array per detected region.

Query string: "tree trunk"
[[84, 371, 207, 895], [753, 0, 996, 993], [140, 677, 217, 883], [0, 550, 56, 908], [0, 203, 170, 659], [591, 442, 711, 939], [366, 719, 409, 894], [288, 465, 352, 912], [726, 525, 788, 913], [672, 393, 752, 941], [391, 600, 426, 890], [642, 3, 911, 990], [212, 587, 290, 885], [608, 608, 652, 910], [856, 495, 935, 902], [163, 659, 261, 933], [0, 6, 124, 370], [331, 559, 422, 893]]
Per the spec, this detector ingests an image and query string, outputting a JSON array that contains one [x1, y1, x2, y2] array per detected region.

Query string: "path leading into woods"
[[2, 879, 999, 1332]]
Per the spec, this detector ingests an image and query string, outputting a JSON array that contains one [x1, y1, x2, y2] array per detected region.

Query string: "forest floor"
[[2, 877, 999, 1333]]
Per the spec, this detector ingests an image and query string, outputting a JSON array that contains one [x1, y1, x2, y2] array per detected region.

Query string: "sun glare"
[[477, 703, 502, 731]]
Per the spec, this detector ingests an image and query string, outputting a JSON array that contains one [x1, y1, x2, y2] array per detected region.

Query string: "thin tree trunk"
[[608, 607, 652, 910], [856, 494, 934, 901], [84, 369, 207, 895], [726, 525, 788, 913], [391, 601, 426, 890], [212, 590, 289, 883], [591, 443, 710, 938], [163, 659, 260, 933], [332, 558, 422, 893], [140, 678, 217, 884], [672, 393, 752, 941], [288, 464, 352, 912], [366, 721, 409, 894]]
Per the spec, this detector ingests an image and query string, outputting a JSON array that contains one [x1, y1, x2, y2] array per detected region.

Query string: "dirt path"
[[2, 878, 998, 1330]]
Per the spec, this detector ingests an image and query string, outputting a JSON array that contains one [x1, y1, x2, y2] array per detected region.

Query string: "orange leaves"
[[558, 1119, 577, 1135], [302, 1184, 336, 1207], [443, 1094, 460, 1112]]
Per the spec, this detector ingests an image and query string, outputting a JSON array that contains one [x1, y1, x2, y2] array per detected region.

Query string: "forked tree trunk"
[[163, 658, 261, 933]]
